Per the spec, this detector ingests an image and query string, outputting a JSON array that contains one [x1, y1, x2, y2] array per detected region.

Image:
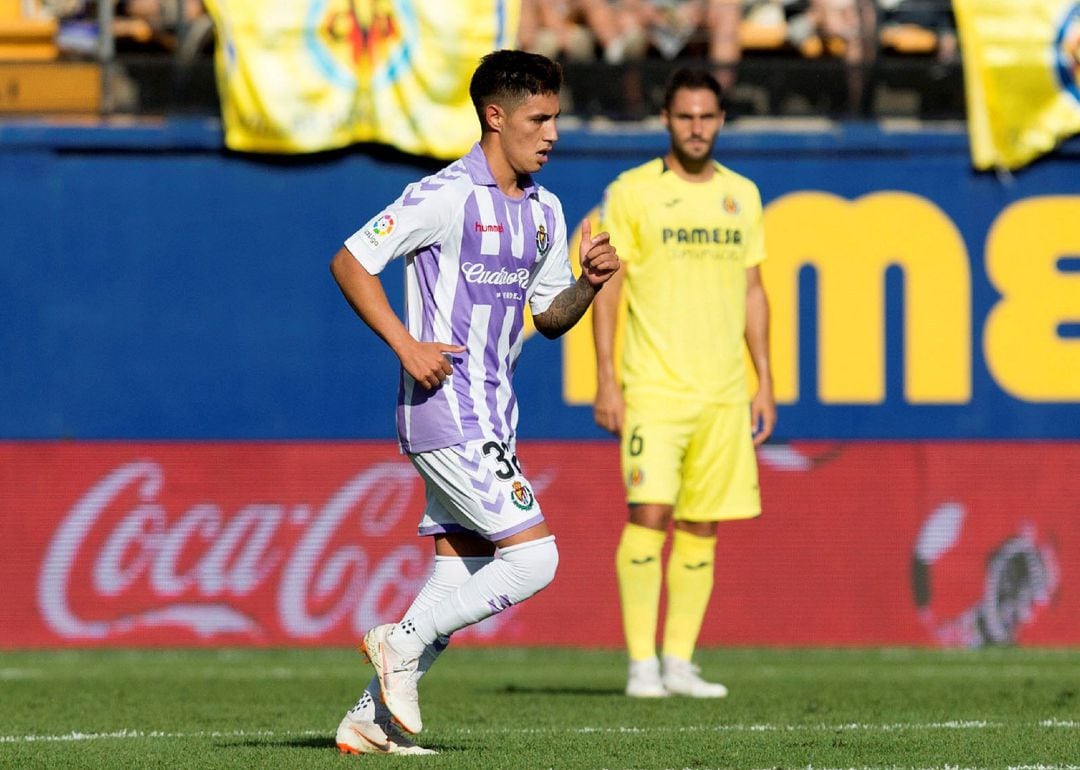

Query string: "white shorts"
[[410, 439, 546, 541]]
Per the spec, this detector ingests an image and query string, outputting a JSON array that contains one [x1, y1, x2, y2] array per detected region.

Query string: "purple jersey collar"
[[463, 143, 537, 196]]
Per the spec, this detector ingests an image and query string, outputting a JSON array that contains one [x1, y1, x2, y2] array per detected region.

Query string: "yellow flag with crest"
[[202, 0, 520, 157], [954, 0, 1080, 170]]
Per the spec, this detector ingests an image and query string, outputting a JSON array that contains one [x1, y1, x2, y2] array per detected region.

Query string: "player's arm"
[[745, 264, 776, 445], [592, 245, 624, 436], [330, 247, 464, 390], [533, 220, 620, 339]]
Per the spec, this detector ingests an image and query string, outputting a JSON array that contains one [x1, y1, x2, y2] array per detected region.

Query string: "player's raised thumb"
[[579, 218, 592, 252]]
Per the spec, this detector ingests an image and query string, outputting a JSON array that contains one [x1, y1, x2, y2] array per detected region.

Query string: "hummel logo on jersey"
[[630, 556, 657, 565], [684, 561, 711, 570], [664, 197, 682, 207], [474, 221, 504, 233]]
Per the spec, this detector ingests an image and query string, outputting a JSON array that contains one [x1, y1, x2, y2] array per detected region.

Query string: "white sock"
[[391, 536, 559, 656], [348, 554, 490, 723]]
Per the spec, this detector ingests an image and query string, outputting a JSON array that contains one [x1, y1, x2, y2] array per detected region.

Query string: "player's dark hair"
[[662, 67, 725, 112], [470, 49, 562, 128]]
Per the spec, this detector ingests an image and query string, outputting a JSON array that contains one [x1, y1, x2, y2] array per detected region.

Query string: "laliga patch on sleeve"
[[361, 212, 396, 248]]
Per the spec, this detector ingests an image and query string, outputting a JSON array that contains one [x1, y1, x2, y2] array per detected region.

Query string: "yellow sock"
[[661, 528, 717, 662], [615, 522, 667, 661]]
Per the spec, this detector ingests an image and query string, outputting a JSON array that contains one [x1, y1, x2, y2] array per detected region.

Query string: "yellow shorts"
[[621, 394, 761, 522]]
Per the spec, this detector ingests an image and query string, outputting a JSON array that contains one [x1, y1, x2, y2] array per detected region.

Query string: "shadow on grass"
[[222, 736, 459, 754], [220, 737, 330, 750], [496, 684, 624, 696]]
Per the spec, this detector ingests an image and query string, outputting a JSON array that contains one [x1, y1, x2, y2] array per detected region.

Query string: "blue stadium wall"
[[2, 119, 1078, 441]]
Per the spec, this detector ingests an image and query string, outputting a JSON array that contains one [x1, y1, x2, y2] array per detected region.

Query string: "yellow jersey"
[[600, 158, 765, 404]]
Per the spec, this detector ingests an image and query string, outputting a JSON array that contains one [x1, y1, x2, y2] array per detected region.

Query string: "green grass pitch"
[[1, 647, 1077, 769]]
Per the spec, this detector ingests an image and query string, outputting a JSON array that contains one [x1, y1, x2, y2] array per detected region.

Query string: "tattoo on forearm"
[[534, 279, 596, 339]]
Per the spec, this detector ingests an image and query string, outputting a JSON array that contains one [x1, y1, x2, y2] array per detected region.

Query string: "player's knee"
[[499, 535, 559, 599]]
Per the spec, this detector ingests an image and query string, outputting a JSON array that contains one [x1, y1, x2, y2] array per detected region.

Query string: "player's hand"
[[579, 219, 620, 289], [750, 384, 776, 446], [400, 340, 466, 391], [593, 379, 625, 436]]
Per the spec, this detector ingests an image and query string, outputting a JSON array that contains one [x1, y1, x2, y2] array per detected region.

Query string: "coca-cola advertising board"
[[1, 441, 1076, 648]]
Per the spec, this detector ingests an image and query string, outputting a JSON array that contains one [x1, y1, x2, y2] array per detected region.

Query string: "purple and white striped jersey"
[[344, 143, 574, 454]]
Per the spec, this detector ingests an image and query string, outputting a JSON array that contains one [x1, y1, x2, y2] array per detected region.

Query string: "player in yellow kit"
[[592, 67, 776, 698]]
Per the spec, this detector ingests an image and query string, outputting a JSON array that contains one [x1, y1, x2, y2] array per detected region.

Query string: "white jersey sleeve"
[[343, 181, 453, 275], [526, 189, 574, 316]]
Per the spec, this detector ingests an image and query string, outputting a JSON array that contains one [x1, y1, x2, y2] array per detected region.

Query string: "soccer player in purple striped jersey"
[[329, 50, 619, 755]]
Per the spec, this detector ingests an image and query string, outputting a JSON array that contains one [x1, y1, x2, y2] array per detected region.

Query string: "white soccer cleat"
[[661, 654, 729, 698], [360, 624, 423, 735], [625, 657, 669, 698], [335, 714, 390, 754], [335, 714, 436, 755]]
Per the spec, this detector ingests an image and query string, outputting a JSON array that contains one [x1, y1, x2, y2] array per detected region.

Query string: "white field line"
[[0, 667, 353, 681], [744, 767, 1080, 770], [2, 719, 1078, 745], [0, 728, 324, 744], [0, 669, 43, 680]]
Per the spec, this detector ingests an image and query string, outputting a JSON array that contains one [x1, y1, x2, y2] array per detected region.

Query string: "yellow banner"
[[955, 0, 1080, 170], [202, 0, 520, 157]]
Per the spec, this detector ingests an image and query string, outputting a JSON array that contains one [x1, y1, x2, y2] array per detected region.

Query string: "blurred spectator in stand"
[[122, 0, 207, 52], [879, 0, 956, 65], [42, 0, 97, 56], [617, 0, 745, 91], [44, 0, 208, 57], [615, 0, 703, 61], [519, 0, 648, 65], [786, 0, 877, 114], [41, 0, 210, 112], [519, 0, 650, 119]]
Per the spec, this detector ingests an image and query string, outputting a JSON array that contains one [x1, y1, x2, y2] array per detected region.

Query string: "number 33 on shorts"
[[411, 439, 543, 539]]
